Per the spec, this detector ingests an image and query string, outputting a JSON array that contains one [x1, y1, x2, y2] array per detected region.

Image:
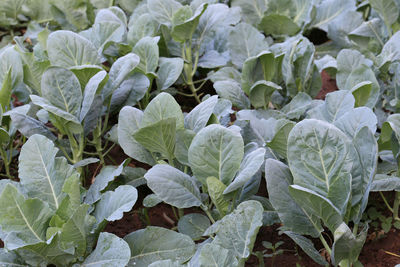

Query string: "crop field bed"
[[1, 0, 400, 267]]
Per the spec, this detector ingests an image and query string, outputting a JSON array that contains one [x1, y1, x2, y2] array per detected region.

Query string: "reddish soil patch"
[[316, 71, 338, 100], [359, 228, 400, 267]]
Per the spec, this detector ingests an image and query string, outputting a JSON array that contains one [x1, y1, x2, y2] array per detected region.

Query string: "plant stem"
[[319, 235, 331, 255], [178, 208, 184, 218], [93, 123, 105, 165], [253, 251, 264, 267], [182, 41, 201, 103], [202, 206, 216, 224], [143, 78, 154, 108], [0, 146, 11, 178], [353, 224, 359, 235], [393, 192, 400, 220], [379, 191, 394, 213]]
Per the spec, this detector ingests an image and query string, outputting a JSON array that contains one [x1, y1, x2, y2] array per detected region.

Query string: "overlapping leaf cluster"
[[0, 0, 399, 266]]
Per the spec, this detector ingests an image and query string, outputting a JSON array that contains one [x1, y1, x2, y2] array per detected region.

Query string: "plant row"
[[0, 0, 400, 266]]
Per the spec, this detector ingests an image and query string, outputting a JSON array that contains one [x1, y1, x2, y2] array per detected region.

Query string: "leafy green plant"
[[264, 91, 378, 266], [0, 134, 138, 266]]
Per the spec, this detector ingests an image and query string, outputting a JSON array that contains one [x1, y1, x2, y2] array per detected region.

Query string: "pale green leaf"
[[188, 124, 244, 185], [144, 164, 202, 208]]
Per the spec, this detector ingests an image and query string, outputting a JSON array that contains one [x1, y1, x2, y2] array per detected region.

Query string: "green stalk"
[[379, 192, 394, 213], [182, 41, 201, 103], [143, 78, 154, 108], [0, 146, 11, 178], [202, 206, 216, 224], [393, 192, 400, 220], [93, 123, 105, 165], [353, 224, 359, 236], [319, 235, 331, 255], [66, 131, 84, 165]]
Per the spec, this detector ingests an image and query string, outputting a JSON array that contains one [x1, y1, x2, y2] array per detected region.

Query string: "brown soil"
[[316, 71, 338, 100], [359, 228, 400, 267]]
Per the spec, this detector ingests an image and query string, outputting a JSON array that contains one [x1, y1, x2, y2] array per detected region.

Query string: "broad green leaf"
[[211, 200, 263, 260], [224, 148, 266, 194], [145, 164, 202, 208], [326, 10, 363, 48], [267, 119, 295, 158], [70, 65, 103, 89], [265, 159, 321, 237], [142, 92, 184, 129], [0, 69, 12, 112], [198, 243, 238, 267], [231, 0, 266, 25], [143, 194, 163, 208], [207, 176, 230, 217], [94, 185, 138, 224], [85, 161, 127, 205], [0, 249, 27, 266], [289, 185, 343, 232], [19, 134, 76, 210], [118, 106, 155, 165], [228, 22, 268, 68], [0, 46, 23, 89], [336, 50, 379, 108], [208, 66, 241, 84], [348, 127, 378, 223], [213, 81, 250, 109], [336, 108, 376, 141], [81, 232, 130, 267], [0, 127, 9, 144], [109, 73, 149, 112], [283, 231, 328, 266], [0, 185, 52, 250], [50, 0, 91, 30], [127, 13, 158, 46], [178, 213, 210, 240], [58, 204, 90, 255], [134, 118, 176, 160], [103, 53, 140, 99], [16, 47, 50, 94], [281, 92, 313, 120], [149, 260, 183, 267], [377, 31, 400, 68], [124, 226, 195, 266], [132, 36, 160, 76], [241, 51, 276, 95], [156, 57, 184, 90], [41, 67, 82, 117], [331, 223, 368, 266], [147, 0, 182, 26], [307, 90, 354, 123], [189, 124, 244, 185], [312, 0, 356, 31], [0, 0, 25, 25], [171, 4, 207, 43], [30, 95, 82, 133], [259, 14, 300, 36], [249, 80, 281, 109], [17, 234, 75, 267], [371, 174, 400, 191], [195, 4, 230, 45], [350, 81, 372, 108], [288, 119, 351, 213], [85, 8, 127, 53], [369, 0, 399, 31], [80, 70, 108, 122], [174, 129, 195, 165], [279, 36, 321, 98], [184, 95, 218, 133], [47, 31, 100, 68]]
